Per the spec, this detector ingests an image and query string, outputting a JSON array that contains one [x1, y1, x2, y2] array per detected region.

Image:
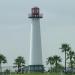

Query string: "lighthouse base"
[[28, 65, 44, 72]]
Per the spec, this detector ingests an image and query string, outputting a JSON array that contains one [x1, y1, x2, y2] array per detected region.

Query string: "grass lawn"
[[10, 72, 75, 75]]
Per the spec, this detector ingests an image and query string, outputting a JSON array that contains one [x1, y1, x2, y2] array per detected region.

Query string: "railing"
[[28, 13, 43, 18]]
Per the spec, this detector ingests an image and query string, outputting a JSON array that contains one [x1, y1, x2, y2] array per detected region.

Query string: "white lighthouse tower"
[[28, 7, 44, 72]]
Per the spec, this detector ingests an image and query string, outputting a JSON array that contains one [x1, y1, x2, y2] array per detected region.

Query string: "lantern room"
[[29, 7, 43, 18], [32, 7, 39, 15]]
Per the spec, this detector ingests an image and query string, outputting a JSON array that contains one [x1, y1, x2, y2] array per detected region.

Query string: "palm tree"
[[14, 56, 25, 73], [0, 54, 7, 74], [67, 50, 75, 72], [60, 44, 70, 72], [47, 56, 54, 72], [53, 55, 61, 72], [73, 56, 75, 67]]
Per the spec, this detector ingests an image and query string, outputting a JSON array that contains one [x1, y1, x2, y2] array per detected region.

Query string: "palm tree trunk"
[[65, 51, 66, 73], [56, 61, 57, 72], [71, 62, 73, 73], [0, 63, 2, 75], [18, 65, 19, 73], [51, 65, 52, 72], [70, 58, 73, 73], [51, 65, 53, 72]]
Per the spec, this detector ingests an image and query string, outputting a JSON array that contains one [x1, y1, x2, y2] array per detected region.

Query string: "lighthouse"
[[28, 7, 44, 72]]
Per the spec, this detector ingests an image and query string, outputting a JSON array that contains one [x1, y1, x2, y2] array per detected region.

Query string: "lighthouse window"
[[32, 9, 34, 14], [37, 9, 39, 13]]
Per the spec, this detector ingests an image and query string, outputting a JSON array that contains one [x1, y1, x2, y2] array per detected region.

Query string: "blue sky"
[[0, 0, 75, 68]]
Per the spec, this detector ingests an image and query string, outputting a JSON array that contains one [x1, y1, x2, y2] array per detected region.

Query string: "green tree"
[[53, 55, 61, 72], [73, 56, 75, 62], [73, 56, 75, 67], [47, 56, 54, 72], [14, 56, 25, 73], [67, 50, 75, 72], [0, 54, 7, 74], [60, 44, 70, 73]]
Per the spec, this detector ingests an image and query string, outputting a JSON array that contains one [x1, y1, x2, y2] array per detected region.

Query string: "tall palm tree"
[[73, 56, 75, 67], [0, 54, 7, 74], [73, 56, 75, 61], [53, 55, 61, 72], [14, 56, 25, 73], [67, 50, 75, 72], [47, 56, 54, 72], [60, 44, 70, 72]]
